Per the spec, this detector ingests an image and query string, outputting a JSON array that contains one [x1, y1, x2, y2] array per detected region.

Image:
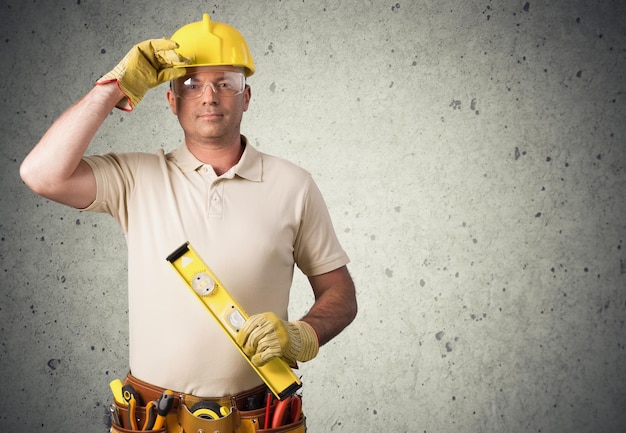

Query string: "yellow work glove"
[[236, 312, 320, 367], [96, 38, 188, 111]]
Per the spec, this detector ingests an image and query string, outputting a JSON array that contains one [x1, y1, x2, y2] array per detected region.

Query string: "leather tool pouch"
[[111, 374, 306, 433], [110, 400, 306, 433], [177, 402, 240, 433], [176, 401, 305, 433], [237, 404, 306, 433], [177, 404, 306, 433], [111, 422, 166, 433], [110, 401, 166, 433], [253, 420, 306, 433]]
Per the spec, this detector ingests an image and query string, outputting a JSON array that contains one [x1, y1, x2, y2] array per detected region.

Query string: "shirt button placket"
[[208, 180, 224, 218]]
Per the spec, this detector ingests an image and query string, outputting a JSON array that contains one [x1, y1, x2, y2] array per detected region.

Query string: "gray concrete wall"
[[1, 0, 625, 432]]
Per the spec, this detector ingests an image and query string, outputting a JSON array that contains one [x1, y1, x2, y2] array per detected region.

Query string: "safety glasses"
[[171, 70, 246, 99]]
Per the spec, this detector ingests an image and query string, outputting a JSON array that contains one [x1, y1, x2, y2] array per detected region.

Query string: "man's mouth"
[[198, 111, 222, 119]]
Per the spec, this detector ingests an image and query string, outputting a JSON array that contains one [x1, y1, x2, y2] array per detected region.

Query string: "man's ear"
[[166, 88, 178, 115], [243, 85, 251, 112]]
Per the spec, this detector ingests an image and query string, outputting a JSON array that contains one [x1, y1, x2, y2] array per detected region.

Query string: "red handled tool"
[[271, 395, 302, 428], [264, 392, 272, 429], [289, 395, 302, 424], [272, 396, 292, 428]]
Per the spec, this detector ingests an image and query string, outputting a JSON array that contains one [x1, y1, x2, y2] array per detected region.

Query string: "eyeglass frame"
[[170, 70, 247, 99]]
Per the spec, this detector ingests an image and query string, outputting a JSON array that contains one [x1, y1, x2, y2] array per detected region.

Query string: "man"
[[20, 13, 356, 432]]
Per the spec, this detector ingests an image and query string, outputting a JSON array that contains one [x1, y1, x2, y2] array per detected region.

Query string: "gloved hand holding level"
[[236, 312, 320, 367], [96, 38, 189, 111]]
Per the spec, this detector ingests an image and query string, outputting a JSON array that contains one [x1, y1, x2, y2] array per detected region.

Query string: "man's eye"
[[184, 84, 201, 90]]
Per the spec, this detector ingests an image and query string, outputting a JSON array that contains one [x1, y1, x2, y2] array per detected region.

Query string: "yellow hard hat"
[[170, 13, 255, 77]]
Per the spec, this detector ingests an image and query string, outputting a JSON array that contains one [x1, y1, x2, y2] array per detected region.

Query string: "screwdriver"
[[152, 389, 175, 430]]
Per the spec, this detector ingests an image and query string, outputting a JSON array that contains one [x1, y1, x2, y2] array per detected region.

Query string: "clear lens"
[[172, 71, 245, 99]]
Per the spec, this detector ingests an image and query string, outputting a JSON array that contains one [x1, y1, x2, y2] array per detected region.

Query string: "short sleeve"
[[293, 175, 350, 276]]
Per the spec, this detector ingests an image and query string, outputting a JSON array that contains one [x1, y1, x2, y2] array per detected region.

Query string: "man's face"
[[167, 66, 251, 144]]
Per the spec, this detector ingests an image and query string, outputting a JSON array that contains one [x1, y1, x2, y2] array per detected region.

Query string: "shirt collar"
[[169, 135, 262, 182]]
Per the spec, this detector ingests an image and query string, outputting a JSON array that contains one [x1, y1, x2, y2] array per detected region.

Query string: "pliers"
[[271, 394, 302, 428], [122, 384, 143, 430], [141, 401, 157, 431]]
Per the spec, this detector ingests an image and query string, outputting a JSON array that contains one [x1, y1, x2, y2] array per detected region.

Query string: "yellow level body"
[[166, 242, 302, 400]]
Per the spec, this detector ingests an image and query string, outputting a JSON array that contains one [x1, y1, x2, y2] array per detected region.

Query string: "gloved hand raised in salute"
[[97, 38, 189, 111], [236, 312, 320, 367]]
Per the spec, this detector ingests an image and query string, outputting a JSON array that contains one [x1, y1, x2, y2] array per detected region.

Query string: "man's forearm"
[[20, 83, 122, 206], [303, 267, 357, 346]]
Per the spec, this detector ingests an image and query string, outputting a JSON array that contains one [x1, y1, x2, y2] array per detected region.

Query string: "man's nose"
[[201, 83, 219, 104]]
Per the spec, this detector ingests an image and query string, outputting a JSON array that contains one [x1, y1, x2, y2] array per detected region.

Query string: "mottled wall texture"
[[1, 1, 625, 432]]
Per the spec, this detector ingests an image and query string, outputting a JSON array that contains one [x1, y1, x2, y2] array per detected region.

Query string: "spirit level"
[[166, 242, 302, 400]]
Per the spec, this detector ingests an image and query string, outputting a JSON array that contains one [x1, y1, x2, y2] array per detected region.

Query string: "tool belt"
[[109, 373, 306, 433]]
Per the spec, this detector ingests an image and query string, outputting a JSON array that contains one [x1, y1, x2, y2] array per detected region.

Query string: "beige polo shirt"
[[83, 138, 349, 397]]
